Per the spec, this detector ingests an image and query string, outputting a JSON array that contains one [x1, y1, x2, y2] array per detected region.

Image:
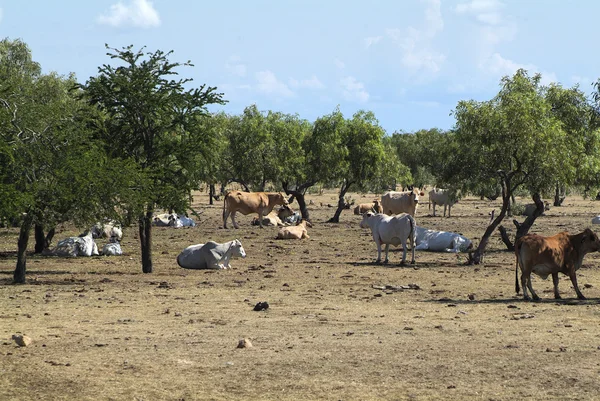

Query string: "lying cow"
[[414, 226, 472, 253], [91, 221, 122, 241], [380, 190, 420, 217], [522, 201, 551, 217], [153, 213, 196, 228], [360, 212, 416, 265], [44, 231, 99, 257], [515, 228, 600, 301], [354, 199, 383, 215], [102, 236, 122, 256], [277, 220, 312, 240], [428, 188, 456, 217], [223, 190, 288, 228], [251, 205, 295, 227], [177, 239, 246, 270]]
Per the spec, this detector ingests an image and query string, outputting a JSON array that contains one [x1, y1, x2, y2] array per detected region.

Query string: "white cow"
[[91, 221, 123, 241], [46, 231, 99, 257], [522, 201, 550, 217], [414, 226, 472, 253], [380, 190, 420, 217], [176, 239, 246, 270], [359, 212, 416, 265], [102, 236, 123, 256], [428, 188, 456, 217]]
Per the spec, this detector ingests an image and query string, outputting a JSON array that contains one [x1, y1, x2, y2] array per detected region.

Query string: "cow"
[[414, 226, 472, 253], [177, 239, 246, 270], [102, 236, 123, 256], [353, 199, 383, 215], [153, 213, 178, 227], [592, 216, 600, 225], [251, 204, 295, 227], [277, 219, 312, 240], [223, 191, 288, 229], [91, 221, 123, 241], [380, 190, 420, 217], [428, 188, 456, 217], [44, 231, 100, 257], [515, 228, 600, 301], [359, 212, 416, 265], [522, 201, 551, 217]]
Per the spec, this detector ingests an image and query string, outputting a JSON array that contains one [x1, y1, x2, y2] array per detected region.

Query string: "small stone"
[[12, 334, 32, 347], [468, 294, 475, 301], [237, 338, 253, 348]]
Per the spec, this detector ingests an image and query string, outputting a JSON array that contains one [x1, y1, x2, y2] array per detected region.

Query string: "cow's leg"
[[520, 273, 531, 301], [223, 209, 230, 229], [383, 244, 390, 264], [375, 242, 382, 264], [432, 203, 436, 216], [231, 212, 240, 229], [258, 209, 264, 229], [525, 274, 540, 301], [448, 205, 451, 218], [552, 272, 561, 299], [568, 270, 586, 300], [399, 244, 407, 266], [409, 238, 415, 264]]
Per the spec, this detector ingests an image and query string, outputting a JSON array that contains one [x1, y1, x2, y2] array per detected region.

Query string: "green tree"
[[446, 69, 573, 264], [81, 44, 225, 273]]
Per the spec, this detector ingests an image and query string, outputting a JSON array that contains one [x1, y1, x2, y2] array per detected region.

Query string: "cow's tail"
[[222, 191, 230, 226], [408, 214, 416, 247], [514, 239, 521, 294]]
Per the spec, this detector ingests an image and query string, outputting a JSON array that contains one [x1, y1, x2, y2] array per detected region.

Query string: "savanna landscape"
[[3, 190, 600, 401]]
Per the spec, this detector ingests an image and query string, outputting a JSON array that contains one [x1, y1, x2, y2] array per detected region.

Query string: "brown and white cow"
[[380, 190, 420, 217], [251, 204, 295, 227], [515, 228, 600, 301], [223, 191, 288, 229], [353, 199, 383, 215]]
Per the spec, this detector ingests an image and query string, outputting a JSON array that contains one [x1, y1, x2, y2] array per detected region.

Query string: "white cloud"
[[289, 75, 325, 90], [334, 58, 345, 70], [363, 36, 383, 49], [385, 0, 445, 77], [97, 0, 161, 28], [481, 53, 557, 85], [340, 76, 369, 103], [255, 70, 294, 98], [455, 0, 504, 25], [0, 8, 3, 24], [225, 56, 246, 77]]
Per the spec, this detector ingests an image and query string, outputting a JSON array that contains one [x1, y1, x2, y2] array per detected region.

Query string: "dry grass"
[[2, 191, 600, 400]]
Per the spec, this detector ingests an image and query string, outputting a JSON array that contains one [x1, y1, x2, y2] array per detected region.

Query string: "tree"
[[0, 38, 135, 283], [328, 110, 386, 223], [81, 44, 225, 273], [446, 69, 572, 263]]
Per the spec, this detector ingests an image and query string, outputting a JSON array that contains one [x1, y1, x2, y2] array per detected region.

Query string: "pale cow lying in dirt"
[[522, 201, 551, 217], [102, 236, 123, 256], [414, 226, 472, 253], [44, 231, 99, 257], [277, 220, 312, 239], [515, 228, 600, 301], [360, 212, 416, 265], [153, 213, 195, 228], [354, 199, 383, 215], [252, 205, 295, 227], [177, 239, 246, 270], [91, 221, 123, 241]]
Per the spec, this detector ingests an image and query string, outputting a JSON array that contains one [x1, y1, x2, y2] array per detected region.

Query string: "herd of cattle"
[[36, 186, 600, 301]]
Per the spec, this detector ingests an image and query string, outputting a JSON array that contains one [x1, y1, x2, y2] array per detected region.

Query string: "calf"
[[515, 228, 600, 301], [428, 188, 456, 217], [354, 199, 383, 215], [277, 220, 312, 239], [360, 212, 416, 265]]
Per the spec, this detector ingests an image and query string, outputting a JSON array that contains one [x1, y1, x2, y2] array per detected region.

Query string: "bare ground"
[[2, 191, 600, 400]]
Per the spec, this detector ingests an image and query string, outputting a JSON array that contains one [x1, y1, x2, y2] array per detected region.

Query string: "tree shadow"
[[424, 296, 600, 306]]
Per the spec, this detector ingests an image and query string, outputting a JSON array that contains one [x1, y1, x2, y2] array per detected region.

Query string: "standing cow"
[[515, 228, 600, 301], [428, 188, 456, 217], [380, 190, 420, 217], [360, 211, 416, 265], [223, 190, 288, 229]]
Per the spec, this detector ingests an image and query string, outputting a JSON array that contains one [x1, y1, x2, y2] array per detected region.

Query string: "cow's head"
[[412, 191, 420, 205], [232, 239, 247, 258], [277, 204, 295, 219], [360, 211, 375, 229], [580, 229, 600, 252]]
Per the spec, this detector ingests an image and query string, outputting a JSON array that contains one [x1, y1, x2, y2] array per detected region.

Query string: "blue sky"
[[2, 0, 599, 134]]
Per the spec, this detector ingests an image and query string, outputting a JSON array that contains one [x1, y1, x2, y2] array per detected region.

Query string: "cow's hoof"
[[410, 260, 415, 265], [375, 260, 382, 264], [554, 294, 562, 300], [578, 295, 587, 300]]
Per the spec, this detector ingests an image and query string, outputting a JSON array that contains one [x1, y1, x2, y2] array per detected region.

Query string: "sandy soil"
[[2, 190, 600, 400]]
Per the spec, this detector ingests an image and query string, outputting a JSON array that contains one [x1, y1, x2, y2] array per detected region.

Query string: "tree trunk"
[[328, 182, 352, 223], [34, 224, 55, 253], [498, 225, 514, 251], [209, 183, 215, 205], [514, 192, 544, 242], [469, 178, 511, 264], [14, 214, 33, 284], [553, 183, 565, 206], [139, 208, 153, 273], [283, 181, 316, 221]]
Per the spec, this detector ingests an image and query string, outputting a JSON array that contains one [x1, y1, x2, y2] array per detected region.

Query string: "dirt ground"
[[2, 190, 600, 400]]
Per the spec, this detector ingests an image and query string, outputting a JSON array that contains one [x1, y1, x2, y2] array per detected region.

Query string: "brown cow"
[[515, 228, 600, 301], [353, 199, 383, 215], [277, 219, 312, 240], [223, 191, 288, 229]]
